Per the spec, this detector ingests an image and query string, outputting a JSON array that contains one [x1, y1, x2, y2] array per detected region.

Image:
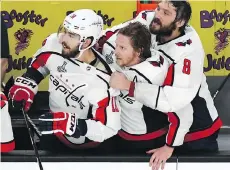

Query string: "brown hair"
[[118, 22, 151, 59]]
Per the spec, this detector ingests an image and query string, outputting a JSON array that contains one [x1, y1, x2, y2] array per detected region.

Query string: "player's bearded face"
[[61, 42, 80, 58], [149, 2, 177, 36], [58, 27, 81, 58], [115, 34, 140, 67], [149, 17, 177, 36]]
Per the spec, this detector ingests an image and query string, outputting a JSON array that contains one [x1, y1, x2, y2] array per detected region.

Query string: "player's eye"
[[120, 46, 125, 50], [69, 33, 74, 38], [164, 11, 169, 16]]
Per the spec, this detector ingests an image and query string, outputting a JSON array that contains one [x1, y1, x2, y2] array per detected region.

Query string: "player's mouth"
[[152, 18, 161, 26], [62, 42, 70, 50]]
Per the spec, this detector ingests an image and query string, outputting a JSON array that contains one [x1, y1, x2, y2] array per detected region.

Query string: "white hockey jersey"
[[101, 11, 222, 147], [25, 33, 121, 144], [0, 92, 15, 152], [112, 50, 170, 135], [102, 38, 170, 141]]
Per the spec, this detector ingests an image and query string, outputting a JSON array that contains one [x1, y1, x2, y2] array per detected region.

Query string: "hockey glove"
[[39, 112, 87, 139], [8, 77, 38, 112]]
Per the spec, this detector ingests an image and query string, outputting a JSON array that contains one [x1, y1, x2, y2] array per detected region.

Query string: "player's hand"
[[39, 112, 87, 138], [109, 72, 131, 90], [146, 145, 174, 170], [8, 77, 38, 112]]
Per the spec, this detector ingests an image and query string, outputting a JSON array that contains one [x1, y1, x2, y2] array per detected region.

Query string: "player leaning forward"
[[8, 9, 121, 148]]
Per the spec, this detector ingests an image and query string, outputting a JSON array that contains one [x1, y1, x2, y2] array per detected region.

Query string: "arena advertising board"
[[190, 1, 230, 76], [1, 1, 229, 91]]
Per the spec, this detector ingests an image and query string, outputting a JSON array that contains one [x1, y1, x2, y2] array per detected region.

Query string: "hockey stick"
[[212, 73, 230, 100], [21, 107, 44, 170], [25, 114, 42, 137]]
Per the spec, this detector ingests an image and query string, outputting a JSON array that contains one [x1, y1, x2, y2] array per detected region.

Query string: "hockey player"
[[1, 17, 15, 152], [8, 9, 121, 149], [102, 1, 222, 169], [102, 21, 170, 151]]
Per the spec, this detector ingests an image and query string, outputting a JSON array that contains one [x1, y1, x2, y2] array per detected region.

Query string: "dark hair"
[[118, 22, 151, 59], [169, 0, 192, 32]]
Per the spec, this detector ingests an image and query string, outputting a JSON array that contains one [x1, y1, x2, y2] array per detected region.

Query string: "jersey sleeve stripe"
[[128, 81, 135, 97], [31, 53, 52, 70], [166, 112, 180, 146], [118, 127, 168, 141], [155, 86, 161, 109], [163, 64, 175, 86], [94, 91, 110, 125], [0, 101, 6, 109], [184, 117, 222, 142], [0, 140, 15, 152]]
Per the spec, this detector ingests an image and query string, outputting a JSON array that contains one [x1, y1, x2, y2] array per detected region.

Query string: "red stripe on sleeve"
[[32, 53, 52, 70], [1, 101, 6, 109], [166, 112, 179, 146], [128, 82, 135, 97], [1, 140, 15, 152], [184, 117, 222, 142], [94, 97, 109, 124], [163, 64, 175, 86]]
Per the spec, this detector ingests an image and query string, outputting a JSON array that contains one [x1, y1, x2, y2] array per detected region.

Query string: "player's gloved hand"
[[8, 77, 38, 112], [39, 112, 87, 138]]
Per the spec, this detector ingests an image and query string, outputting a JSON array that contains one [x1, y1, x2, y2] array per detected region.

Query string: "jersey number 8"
[[182, 58, 191, 75]]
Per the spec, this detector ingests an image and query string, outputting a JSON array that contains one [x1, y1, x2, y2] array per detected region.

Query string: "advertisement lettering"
[[1, 10, 48, 28], [200, 9, 229, 28]]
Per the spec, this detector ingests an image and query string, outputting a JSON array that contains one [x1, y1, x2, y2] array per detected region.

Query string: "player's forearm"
[[130, 82, 200, 112], [129, 82, 164, 111], [22, 67, 45, 84]]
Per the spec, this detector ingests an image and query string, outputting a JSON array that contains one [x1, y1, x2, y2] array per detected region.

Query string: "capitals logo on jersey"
[[57, 61, 67, 72], [175, 39, 192, 47], [105, 51, 114, 64]]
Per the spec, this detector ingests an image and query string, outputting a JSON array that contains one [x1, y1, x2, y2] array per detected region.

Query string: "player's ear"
[[176, 19, 185, 28], [136, 47, 143, 58], [133, 48, 141, 60], [83, 37, 93, 49]]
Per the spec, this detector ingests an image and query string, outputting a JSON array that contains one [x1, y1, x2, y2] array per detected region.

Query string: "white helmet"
[[62, 9, 103, 50]]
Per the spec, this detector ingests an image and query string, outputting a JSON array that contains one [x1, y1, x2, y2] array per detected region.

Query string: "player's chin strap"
[[76, 41, 95, 59], [75, 41, 122, 96], [76, 33, 103, 59]]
